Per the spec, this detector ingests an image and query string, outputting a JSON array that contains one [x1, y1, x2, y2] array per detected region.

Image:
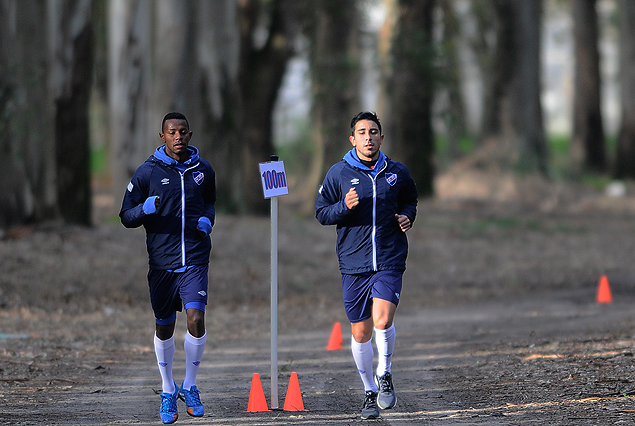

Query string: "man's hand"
[[395, 214, 411, 232], [345, 187, 359, 209], [155, 196, 160, 209]]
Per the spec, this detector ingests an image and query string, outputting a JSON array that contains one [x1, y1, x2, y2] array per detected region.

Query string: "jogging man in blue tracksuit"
[[120, 112, 216, 424], [316, 111, 418, 420]]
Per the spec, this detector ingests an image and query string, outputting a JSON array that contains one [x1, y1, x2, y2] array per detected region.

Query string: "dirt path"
[[2, 193, 635, 425], [2, 289, 635, 425]]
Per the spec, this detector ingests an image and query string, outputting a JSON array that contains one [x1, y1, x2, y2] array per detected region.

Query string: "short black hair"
[[161, 112, 189, 133], [350, 111, 382, 135]]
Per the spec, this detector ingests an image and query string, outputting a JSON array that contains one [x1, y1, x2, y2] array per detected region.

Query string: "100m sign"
[[259, 160, 289, 198], [262, 170, 287, 190]]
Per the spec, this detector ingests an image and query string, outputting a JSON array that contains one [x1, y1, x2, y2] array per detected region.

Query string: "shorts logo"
[[351, 178, 360, 185], [198, 290, 207, 297], [127, 182, 134, 192], [386, 173, 397, 186], [193, 171, 204, 185], [161, 178, 170, 185], [395, 292, 400, 299]]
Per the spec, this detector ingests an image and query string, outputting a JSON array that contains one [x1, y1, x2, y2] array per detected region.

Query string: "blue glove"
[[143, 196, 159, 214], [197, 217, 212, 235]]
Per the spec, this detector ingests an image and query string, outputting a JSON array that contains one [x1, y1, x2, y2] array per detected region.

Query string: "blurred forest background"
[[1, 0, 634, 230]]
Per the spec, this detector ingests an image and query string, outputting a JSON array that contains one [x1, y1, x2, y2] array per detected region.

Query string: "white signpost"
[[259, 156, 288, 410]]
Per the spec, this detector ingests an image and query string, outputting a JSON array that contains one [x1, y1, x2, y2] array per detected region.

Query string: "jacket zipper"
[[366, 161, 387, 272], [178, 163, 200, 267]]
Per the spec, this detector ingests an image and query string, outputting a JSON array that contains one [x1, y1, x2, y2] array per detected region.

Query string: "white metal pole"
[[270, 194, 279, 409]]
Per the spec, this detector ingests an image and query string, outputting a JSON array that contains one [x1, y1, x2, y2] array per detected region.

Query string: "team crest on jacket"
[[193, 171, 204, 185], [386, 173, 397, 186]]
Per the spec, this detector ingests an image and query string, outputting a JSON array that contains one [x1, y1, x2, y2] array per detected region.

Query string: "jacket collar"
[[153, 145, 200, 167], [343, 148, 387, 177]]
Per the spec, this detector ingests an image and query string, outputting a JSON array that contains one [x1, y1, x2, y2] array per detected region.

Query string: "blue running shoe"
[[179, 383, 204, 417], [160, 383, 179, 424]]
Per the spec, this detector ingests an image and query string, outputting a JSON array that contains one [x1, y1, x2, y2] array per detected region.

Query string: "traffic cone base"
[[246, 373, 270, 412], [327, 321, 343, 351], [283, 372, 305, 411], [596, 275, 613, 304]]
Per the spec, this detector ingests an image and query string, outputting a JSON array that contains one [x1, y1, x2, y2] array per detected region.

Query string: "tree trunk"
[[572, 0, 605, 174], [498, 0, 549, 176], [0, 0, 56, 230], [388, 0, 436, 197], [303, 0, 360, 211], [50, 0, 94, 225], [615, 0, 635, 178], [237, 0, 301, 215], [176, 0, 242, 213], [477, 0, 515, 140], [108, 0, 154, 202], [437, 0, 468, 165]]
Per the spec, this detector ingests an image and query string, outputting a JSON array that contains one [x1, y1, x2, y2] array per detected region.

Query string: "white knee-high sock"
[[374, 324, 395, 377], [182, 331, 207, 390], [351, 336, 378, 392], [154, 334, 176, 394]]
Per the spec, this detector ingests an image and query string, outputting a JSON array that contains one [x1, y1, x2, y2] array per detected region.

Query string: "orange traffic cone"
[[596, 275, 613, 304], [246, 373, 270, 412], [327, 322, 343, 351], [283, 372, 305, 411]]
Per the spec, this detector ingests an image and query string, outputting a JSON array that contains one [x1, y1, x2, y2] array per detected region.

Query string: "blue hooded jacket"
[[120, 145, 216, 270], [315, 149, 418, 274]]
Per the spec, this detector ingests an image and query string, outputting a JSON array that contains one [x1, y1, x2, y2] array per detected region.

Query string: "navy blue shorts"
[[341, 270, 403, 323], [147, 264, 209, 324]]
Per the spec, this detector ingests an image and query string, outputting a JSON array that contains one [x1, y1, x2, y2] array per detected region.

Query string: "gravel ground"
[[1, 180, 635, 425]]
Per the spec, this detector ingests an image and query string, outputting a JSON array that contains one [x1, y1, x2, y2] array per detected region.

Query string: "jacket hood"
[[153, 145, 200, 166], [343, 148, 386, 176]]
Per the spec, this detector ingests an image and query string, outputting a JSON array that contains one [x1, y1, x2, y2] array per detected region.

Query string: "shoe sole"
[[186, 408, 204, 417], [161, 414, 178, 424], [361, 411, 380, 419]]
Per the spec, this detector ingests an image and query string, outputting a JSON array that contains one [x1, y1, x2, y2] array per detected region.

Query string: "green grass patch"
[[90, 145, 107, 174]]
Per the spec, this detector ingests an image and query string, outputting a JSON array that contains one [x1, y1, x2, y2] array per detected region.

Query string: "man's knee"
[[186, 308, 205, 337], [351, 319, 373, 343], [373, 317, 393, 330]]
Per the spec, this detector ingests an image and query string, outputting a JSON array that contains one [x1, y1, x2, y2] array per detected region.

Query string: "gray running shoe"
[[375, 372, 397, 409], [361, 390, 380, 419]]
